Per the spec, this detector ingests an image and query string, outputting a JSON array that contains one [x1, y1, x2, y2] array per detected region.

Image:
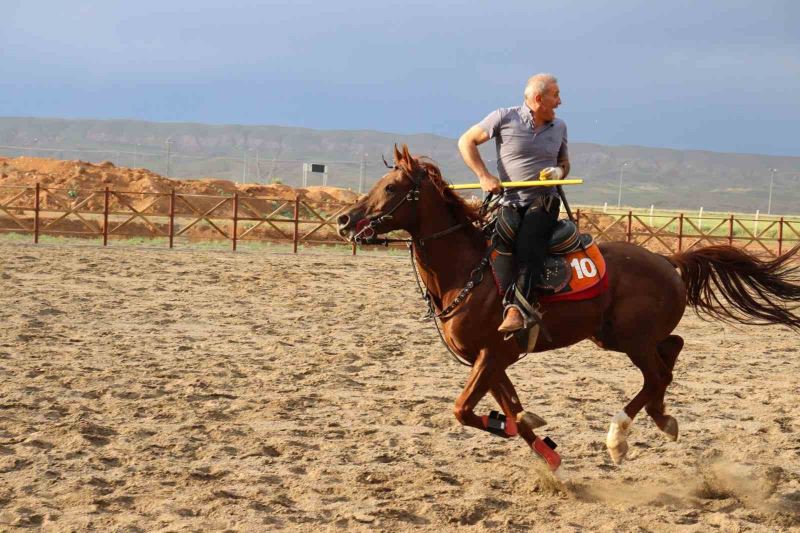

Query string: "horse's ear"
[[401, 144, 418, 172], [393, 144, 402, 167]]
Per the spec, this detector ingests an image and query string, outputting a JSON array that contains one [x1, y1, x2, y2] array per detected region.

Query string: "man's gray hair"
[[524, 73, 558, 101]]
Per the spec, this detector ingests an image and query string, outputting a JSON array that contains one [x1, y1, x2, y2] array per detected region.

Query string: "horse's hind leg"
[[645, 335, 684, 441], [607, 343, 670, 464]]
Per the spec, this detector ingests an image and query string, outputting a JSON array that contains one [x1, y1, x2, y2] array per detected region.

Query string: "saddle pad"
[[540, 241, 608, 304]]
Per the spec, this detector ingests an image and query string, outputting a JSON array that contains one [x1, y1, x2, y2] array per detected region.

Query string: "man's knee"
[[495, 206, 521, 253]]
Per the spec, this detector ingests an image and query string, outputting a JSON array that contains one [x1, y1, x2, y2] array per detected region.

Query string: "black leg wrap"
[[484, 410, 511, 437]]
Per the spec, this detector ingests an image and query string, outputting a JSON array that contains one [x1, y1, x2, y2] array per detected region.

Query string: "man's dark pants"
[[507, 195, 561, 304]]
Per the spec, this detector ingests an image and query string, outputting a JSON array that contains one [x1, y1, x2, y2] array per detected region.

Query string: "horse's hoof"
[[606, 411, 632, 465], [661, 416, 679, 441], [516, 410, 547, 430], [607, 441, 628, 465]]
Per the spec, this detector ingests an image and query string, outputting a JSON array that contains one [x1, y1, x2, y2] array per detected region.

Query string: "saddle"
[[490, 219, 608, 302]]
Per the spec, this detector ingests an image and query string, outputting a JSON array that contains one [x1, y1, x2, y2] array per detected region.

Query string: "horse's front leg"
[[491, 371, 561, 471], [452, 348, 500, 431]]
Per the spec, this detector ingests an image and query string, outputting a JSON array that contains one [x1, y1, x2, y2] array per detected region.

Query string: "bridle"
[[351, 164, 497, 247], [351, 184, 420, 244]]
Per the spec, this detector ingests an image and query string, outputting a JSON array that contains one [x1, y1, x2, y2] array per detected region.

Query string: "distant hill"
[[1, 117, 797, 213]]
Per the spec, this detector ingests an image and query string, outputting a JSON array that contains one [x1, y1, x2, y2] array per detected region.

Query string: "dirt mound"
[[303, 186, 359, 204], [0, 156, 359, 206], [0, 157, 357, 242]]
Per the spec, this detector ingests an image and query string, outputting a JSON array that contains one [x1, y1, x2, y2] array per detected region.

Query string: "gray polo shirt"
[[478, 103, 568, 207]]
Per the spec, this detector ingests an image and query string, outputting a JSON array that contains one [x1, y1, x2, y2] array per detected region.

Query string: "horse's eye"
[[385, 184, 396, 194]]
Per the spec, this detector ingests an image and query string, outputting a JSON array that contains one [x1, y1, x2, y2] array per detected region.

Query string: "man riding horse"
[[458, 73, 570, 336]]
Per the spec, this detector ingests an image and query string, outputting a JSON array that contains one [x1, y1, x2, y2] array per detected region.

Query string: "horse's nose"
[[337, 214, 350, 229]]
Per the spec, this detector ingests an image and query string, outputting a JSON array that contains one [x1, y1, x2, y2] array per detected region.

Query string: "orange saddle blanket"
[[540, 240, 608, 303]]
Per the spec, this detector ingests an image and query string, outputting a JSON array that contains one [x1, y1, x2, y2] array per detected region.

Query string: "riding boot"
[[498, 305, 525, 332]]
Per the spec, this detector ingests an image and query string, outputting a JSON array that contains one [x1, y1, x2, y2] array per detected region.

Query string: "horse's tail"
[[666, 245, 800, 330]]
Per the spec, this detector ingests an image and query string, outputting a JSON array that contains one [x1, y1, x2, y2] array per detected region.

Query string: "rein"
[[409, 241, 493, 367], [352, 169, 503, 367]]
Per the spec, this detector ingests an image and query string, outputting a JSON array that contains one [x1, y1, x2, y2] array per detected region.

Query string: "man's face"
[[532, 82, 561, 122]]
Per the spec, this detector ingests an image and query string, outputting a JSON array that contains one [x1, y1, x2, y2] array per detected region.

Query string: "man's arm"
[[557, 127, 570, 178], [458, 125, 502, 193]]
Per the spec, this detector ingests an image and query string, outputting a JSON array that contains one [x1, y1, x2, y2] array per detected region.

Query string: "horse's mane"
[[394, 145, 481, 224]]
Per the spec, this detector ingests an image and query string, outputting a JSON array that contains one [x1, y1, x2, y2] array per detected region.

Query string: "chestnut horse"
[[337, 145, 800, 471]]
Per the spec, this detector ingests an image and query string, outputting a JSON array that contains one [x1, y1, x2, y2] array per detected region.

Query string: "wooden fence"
[[1, 184, 798, 257], [574, 208, 799, 258], [0, 184, 360, 253]]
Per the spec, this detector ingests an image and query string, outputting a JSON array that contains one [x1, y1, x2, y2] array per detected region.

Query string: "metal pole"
[[767, 168, 776, 215], [359, 154, 366, 194], [754, 209, 760, 235], [778, 217, 784, 256], [678, 213, 684, 251], [617, 162, 626, 208], [242, 150, 247, 185], [698, 207, 703, 233], [165, 139, 173, 177]]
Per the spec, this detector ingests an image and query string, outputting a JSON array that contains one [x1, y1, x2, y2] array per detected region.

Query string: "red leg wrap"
[[532, 437, 561, 471]]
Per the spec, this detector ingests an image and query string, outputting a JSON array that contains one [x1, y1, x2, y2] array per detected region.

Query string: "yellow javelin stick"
[[449, 179, 583, 190]]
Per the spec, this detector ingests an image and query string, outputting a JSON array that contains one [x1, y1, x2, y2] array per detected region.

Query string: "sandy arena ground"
[[0, 240, 798, 531]]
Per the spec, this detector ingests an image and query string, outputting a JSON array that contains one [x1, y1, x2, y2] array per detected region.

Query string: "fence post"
[[232, 193, 239, 251], [293, 195, 300, 253], [169, 189, 175, 249], [34, 183, 40, 244], [678, 213, 684, 251], [778, 216, 784, 256], [626, 210, 632, 243], [728, 214, 734, 245], [103, 186, 110, 246], [575, 208, 581, 230]]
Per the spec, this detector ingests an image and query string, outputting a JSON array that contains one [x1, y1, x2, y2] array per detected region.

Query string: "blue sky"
[[2, 1, 798, 155]]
